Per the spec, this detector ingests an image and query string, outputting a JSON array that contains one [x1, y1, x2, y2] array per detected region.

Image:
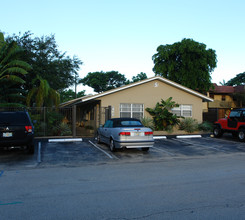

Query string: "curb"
[[153, 133, 211, 139], [48, 138, 83, 142]]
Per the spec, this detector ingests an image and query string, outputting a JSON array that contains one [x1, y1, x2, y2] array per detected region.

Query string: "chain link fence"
[[0, 107, 73, 137]]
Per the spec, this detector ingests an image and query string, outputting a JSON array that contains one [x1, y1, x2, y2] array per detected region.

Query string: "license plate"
[[3, 132, 13, 137], [132, 132, 144, 136]]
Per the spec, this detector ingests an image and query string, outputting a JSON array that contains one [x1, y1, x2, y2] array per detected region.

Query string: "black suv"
[[0, 111, 35, 154]]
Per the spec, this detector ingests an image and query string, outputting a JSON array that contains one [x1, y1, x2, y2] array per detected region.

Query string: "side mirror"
[[33, 120, 37, 124]]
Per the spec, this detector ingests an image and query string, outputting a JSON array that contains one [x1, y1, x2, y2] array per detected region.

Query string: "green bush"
[[52, 122, 72, 136], [179, 118, 198, 133], [145, 97, 181, 131], [29, 113, 42, 136], [198, 121, 213, 132], [29, 110, 70, 136], [141, 117, 155, 130]]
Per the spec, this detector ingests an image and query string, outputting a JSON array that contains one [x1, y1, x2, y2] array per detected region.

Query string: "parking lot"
[[0, 134, 245, 170]]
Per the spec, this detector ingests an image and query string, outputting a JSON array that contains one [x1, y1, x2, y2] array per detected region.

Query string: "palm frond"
[[3, 60, 32, 70], [1, 67, 28, 76], [0, 75, 25, 84], [26, 87, 37, 107], [48, 88, 60, 107], [0, 102, 26, 108]]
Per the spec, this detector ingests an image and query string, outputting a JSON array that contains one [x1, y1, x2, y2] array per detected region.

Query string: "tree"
[[26, 75, 60, 107], [0, 32, 31, 107], [145, 97, 181, 131], [81, 71, 128, 93], [152, 38, 217, 93], [7, 32, 82, 92], [219, 80, 227, 86], [226, 72, 245, 86], [60, 89, 86, 103], [131, 72, 148, 83]]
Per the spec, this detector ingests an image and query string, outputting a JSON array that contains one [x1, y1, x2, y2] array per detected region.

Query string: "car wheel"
[[27, 144, 34, 155], [213, 126, 223, 138], [109, 139, 115, 152], [238, 129, 245, 142], [142, 147, 149, 152], [97, 133, 101, 144]]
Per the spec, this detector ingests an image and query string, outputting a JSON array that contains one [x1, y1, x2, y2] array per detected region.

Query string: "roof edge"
[[81, 76, 213, 102]]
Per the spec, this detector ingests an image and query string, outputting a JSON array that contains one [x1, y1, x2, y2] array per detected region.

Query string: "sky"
[[1, 0, 245, 94]]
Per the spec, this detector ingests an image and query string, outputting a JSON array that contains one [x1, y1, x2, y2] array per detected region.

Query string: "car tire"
[[213, 126, 223, 138], [97, 133, 101, 144], [238, 129, 245, 142], [27, 144, 35, 155], [109, 139, 115, 152], [142, 147, 149, 152]]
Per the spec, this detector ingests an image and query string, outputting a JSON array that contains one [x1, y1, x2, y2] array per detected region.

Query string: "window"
[[222, 95, 226, 101], [172, 105, 192, 117], [229, 110, 241, 118], [113, 119, 143, 127], [120, 103, 144, 120], [104, 120, 113, 128], [0, 112, 30, 125]]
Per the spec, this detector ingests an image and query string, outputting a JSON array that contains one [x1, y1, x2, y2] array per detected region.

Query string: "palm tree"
[[0, 32, 31, 107], [26, 75, 60, 107], [219, 80, 227, 86], [145, 97, 181, 131]]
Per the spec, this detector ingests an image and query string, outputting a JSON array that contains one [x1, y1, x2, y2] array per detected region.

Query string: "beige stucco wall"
[[96, 79, 204, 122], [208, 94, 236, 108]]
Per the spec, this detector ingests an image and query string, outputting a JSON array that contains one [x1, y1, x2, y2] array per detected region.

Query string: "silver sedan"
[[96, 118, 154, 152]]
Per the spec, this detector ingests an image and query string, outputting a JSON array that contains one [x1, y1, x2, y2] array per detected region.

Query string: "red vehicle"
[[213, 108, 245, 141]]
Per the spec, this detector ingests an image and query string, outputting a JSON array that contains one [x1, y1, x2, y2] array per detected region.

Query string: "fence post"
[[72, 105, 76, 137], [44, 107, 46, 136]]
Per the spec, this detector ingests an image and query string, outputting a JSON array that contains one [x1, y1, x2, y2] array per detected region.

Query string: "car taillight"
[[145, 131, 153, 136], [25, 126, 33, 133], [119, 132, 131, 136]]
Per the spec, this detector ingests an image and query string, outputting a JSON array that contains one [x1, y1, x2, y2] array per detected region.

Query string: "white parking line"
[[37, 142, 41, 163], [151, 146, 175, 156], [88, 141, 118, 159], [48, 138, 83, 142], [174, 138, 227, 153], [153, 136, 167, 139], [176, 135, 202, 139]]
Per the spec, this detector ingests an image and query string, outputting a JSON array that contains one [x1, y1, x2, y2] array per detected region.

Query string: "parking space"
[[89, 134, 245, 162], [172, 137, 245, 154], [0, 140, 39, 170], [1, 135, 245, 169], [39, 139, 113, 167]]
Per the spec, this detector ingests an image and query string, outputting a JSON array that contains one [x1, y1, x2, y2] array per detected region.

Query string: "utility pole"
[[74, 74, 77, 99]]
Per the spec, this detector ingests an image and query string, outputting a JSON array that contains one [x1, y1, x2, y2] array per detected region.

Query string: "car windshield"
[[229, 111, 241, 118], [114, 120, 143, 127], [0, 112, 29, 125]]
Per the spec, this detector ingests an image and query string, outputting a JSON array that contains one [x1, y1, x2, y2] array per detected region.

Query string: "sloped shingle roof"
[[60, 76, 213, 107], [211, 83, 234, 94]]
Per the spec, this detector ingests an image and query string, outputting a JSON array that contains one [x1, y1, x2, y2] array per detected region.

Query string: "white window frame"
[[172, 105, 192, 117], [120, 103, 144, 119]]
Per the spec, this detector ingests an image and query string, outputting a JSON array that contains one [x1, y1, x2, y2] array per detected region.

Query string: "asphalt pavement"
[[1, 134, 245, 219], [1, 153, 245, 219], [0, 133, 244, 170]]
